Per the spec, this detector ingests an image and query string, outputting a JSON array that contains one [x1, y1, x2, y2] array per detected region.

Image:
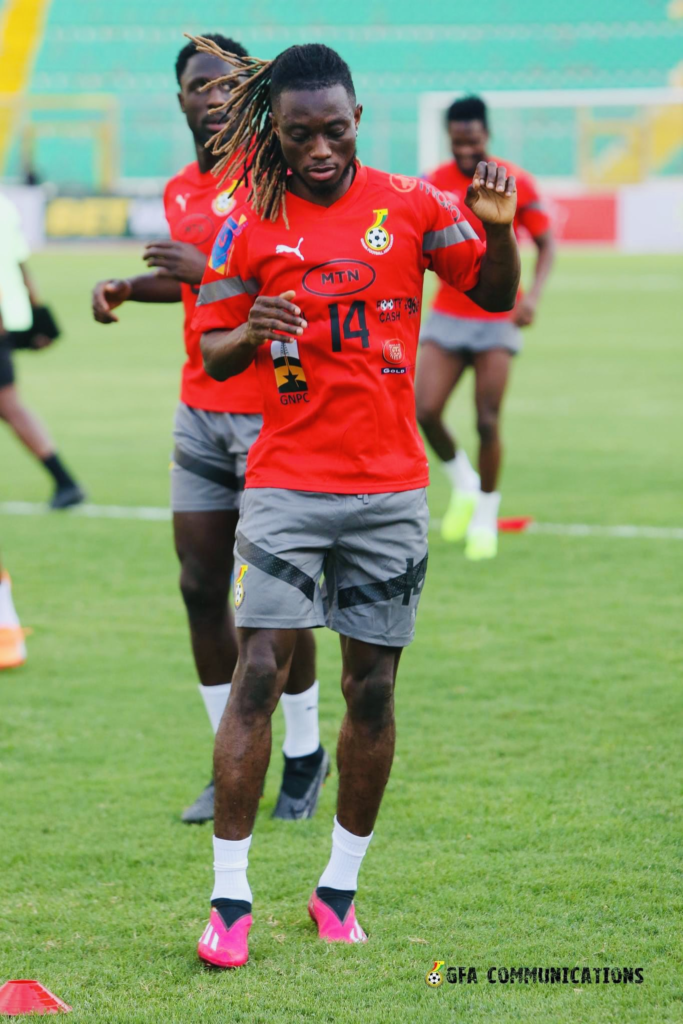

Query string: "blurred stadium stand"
[[1, 0, 682, 190]]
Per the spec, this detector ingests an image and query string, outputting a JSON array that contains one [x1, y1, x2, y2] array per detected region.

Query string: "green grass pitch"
[[1, 249, 682, 1022]]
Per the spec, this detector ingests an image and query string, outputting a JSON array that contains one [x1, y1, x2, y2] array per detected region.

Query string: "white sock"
[[469, 491, 501, 532], [211, 834, 253, 904], [318, 816, 373, 892], [443, 449, 480, 493], [199, 682, 231, 735], [0, 573, 20, 628], [281, 679, 320, 758]]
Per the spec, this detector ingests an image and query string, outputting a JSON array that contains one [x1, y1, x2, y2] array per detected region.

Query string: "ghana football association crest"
[[234, 564, 248, 608], [426, 961, 445, 988], [211, 181, 239, 217], [362, 208, 394, 255]]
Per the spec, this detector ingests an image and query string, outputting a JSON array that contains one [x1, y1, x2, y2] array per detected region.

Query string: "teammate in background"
[[0, 555, 25, 669], [191, 39, 519, 967], [416, 95, 555, 560], [0, 193, 85, 509], [91, 35, 328, 823]]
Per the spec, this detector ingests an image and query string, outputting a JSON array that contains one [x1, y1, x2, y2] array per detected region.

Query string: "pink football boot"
[[308, 890, 367, 943], [197, 907, 252, 968]]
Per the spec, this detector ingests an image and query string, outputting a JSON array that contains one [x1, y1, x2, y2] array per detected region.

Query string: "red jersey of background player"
[[428, 158, 551, 321], [192, 165, 485, 494], [163, 162, 262, 413]]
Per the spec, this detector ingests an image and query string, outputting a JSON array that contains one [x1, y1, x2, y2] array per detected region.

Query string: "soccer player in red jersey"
[[91, 35, 328, 825], [416, 95, 555, 560], [190, 40, 520, 966]]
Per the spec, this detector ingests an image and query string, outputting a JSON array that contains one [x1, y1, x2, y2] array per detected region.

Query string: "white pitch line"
[[0, 501, 171, 521], [526, 521, 683, 541], [1, 501, 682, 540]]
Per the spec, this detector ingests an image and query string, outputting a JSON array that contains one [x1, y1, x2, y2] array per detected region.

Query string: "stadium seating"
[[1, 0, 681, 185]]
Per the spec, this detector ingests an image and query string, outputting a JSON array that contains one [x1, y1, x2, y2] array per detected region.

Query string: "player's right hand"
[[143, 240, 206, 285], [92, 279, 132, 324], [244, 291, 307, 348]]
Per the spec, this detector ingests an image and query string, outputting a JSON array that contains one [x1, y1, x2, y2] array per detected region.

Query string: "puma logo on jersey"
[[175, 193, 190, 212], [276, 237, 304, 260]]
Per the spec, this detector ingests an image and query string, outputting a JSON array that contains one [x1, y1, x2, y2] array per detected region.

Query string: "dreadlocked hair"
[[185, 36, 356, 226]]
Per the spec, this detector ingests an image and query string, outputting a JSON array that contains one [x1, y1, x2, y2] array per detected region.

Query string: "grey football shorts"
[[420, 310, 521, 356], [170, 402, 263, 513], [233, 487, 430, 648]]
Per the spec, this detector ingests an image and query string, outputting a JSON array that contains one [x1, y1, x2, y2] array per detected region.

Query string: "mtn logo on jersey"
[[271, 339, 308, 396], [302, 259, 375, 297], [209, 213, 248, 274], [176, 213, 215, 246], [211, 182, 239, 217], [362, 209, 394, 255]]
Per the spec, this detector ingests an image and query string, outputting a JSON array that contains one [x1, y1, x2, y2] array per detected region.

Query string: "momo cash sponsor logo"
[[208, 213, 248, 274], [270, 339, 309, 404], [302, 259, 375, 297], [361, 209, 394, 255]]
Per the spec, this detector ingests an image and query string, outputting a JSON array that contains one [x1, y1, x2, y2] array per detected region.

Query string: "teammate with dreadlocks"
[[192, 39, 520, 968], [91, 34, 329, 826]]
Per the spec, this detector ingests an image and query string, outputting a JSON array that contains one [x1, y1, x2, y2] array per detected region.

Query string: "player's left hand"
[[465, 161, 517, 226], [511, 294, 537, 327], [143, 241, 206, 285]]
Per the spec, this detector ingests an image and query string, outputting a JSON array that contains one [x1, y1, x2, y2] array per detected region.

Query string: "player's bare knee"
[[179, 561, 228, 616], [415, 400, 441, 433], [476, 409, 499, 446], [342, 667, 395, 729], [232, 652, 281, 721]]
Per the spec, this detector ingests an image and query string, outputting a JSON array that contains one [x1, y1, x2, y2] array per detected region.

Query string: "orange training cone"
[[0, 980, 72, 1015]]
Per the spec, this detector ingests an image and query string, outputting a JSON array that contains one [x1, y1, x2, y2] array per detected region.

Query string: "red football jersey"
[[427, 158, 551, 321], [163, 161, 262, 413], [192, 165, 485, 494]]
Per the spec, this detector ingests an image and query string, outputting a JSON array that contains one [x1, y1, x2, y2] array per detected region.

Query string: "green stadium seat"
[[2, 0, 679, 185]]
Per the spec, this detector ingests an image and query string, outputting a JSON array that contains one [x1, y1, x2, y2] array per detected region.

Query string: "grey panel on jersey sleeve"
[[422, 220, 478, 251], [196, 276, 259, 305]]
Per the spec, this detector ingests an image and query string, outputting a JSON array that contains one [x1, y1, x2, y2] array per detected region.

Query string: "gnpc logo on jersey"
[[362, 209, 394, 255], [270, 339, 309, 405], [426, 961, 445, 988]]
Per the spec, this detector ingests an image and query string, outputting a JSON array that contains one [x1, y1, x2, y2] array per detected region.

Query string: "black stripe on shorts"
[[236, 531, 317, 601], [337, 554, 428, 609], [173, 446, 244, 492]]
